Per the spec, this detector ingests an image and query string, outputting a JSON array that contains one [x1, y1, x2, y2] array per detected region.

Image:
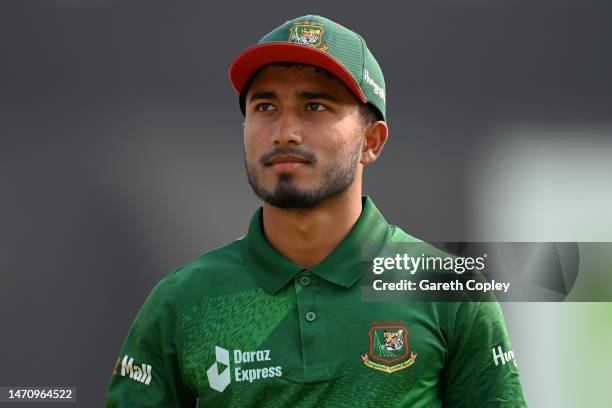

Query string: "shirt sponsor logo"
[[207, 346, 231, 392], [492, 345, 518, 367], [361, 320, 417, 373], [113, 355, 153, 385], [207, 346, 282, 392]]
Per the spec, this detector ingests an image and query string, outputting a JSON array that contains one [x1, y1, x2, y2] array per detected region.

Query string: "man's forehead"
[[246, 64, 357, 101], [251, 65, 337, 86]]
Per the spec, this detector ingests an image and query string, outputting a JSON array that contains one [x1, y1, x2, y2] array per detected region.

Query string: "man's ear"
[[360, 121, 389, 165]]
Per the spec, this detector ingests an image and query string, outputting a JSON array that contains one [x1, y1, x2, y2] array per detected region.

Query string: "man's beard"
[[245, 142, 362, 209]]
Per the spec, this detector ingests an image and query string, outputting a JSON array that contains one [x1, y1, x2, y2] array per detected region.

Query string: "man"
[[106, 15, 527, 407]]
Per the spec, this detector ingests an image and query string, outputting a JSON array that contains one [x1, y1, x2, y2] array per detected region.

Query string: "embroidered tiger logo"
[[301, 29, 320, 44], [382, 329, 404, 351]]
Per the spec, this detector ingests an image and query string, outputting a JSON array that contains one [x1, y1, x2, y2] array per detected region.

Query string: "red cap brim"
[[229, 42, 367, 103]]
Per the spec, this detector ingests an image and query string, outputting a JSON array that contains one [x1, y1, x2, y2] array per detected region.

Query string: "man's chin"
[[246, 164, 355, 209], [261, 189, 322, 209]]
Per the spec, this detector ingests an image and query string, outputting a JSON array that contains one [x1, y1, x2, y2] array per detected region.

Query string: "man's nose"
[[271, 109, 303, 146]]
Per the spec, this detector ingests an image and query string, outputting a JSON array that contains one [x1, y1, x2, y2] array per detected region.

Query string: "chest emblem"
[[361, 322, 418, 373]]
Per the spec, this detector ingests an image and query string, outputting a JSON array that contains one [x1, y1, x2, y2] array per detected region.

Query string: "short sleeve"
[[106, 274, 196, 407], [443, 301, 528, 407]]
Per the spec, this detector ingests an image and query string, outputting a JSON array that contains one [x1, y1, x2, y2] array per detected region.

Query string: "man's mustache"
[[259, 147, 317, 165]]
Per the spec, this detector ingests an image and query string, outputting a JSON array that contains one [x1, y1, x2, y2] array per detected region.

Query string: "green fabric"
[[257, 15, 387, 121], [106, 196, 527, 407], [243, 195, 389, 293]]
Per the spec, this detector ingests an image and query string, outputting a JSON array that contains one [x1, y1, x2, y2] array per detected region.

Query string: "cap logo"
[[363, 69, 386, 103], [288, 22, 329, 51]]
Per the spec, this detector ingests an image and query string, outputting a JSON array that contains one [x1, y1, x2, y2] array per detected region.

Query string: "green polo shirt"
[[106, 196, 527, 407]]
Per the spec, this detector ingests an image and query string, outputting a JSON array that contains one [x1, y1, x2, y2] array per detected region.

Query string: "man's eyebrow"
[[249, 91, 276, 102], [298, 91, 339, 102]]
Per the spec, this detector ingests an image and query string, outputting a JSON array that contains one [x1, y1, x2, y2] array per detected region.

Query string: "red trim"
[[229, 42, 366, 103], [368, 325, 410, 365]]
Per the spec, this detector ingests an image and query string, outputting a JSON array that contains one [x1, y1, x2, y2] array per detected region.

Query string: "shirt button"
[[305, 311, 317, 322], [299, 276, 311, 286]]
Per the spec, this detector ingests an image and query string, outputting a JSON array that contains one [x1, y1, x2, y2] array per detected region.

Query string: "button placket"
[[295, 270, 328, 379], [295, 271, 315, 324]]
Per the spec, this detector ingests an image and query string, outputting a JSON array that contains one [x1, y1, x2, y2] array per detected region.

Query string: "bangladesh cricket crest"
[[361, 323, 417, 373], [288, 22, 329, 51]]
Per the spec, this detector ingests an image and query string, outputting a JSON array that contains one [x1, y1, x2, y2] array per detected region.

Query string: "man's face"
[[243, 64, 365, 209]]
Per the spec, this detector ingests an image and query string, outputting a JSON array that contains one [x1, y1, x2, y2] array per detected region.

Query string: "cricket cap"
[[229, 15, 387, 121]]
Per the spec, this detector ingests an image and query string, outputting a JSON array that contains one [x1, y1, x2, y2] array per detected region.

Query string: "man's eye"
[[305, 102, 327, 111], [256, 103, 275, 112]]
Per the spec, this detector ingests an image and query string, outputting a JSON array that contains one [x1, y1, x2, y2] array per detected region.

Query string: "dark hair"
[[239, 62, 382, 125]]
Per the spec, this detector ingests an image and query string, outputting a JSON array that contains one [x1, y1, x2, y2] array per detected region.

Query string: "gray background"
[[1, 1, 611, 406]]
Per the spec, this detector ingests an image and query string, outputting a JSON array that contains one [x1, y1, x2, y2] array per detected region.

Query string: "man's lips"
[[265, 155, 311, 169]]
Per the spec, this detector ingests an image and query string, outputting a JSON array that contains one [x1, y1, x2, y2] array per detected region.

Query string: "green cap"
[[229, 15, 387, 121]]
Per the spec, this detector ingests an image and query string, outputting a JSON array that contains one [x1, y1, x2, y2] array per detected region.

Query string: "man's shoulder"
[[156, 236, 249, 296], [387, 224, 458, 258], [182, 237, 244, 272], [386, 224, 444, 257], [387, 224, 424, 244]]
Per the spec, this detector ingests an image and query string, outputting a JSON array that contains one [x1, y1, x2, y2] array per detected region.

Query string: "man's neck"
[[261, 187, 363, 269]]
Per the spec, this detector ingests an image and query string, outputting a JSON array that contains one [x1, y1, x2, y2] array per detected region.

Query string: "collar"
[[241, 196, 391, 294]]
